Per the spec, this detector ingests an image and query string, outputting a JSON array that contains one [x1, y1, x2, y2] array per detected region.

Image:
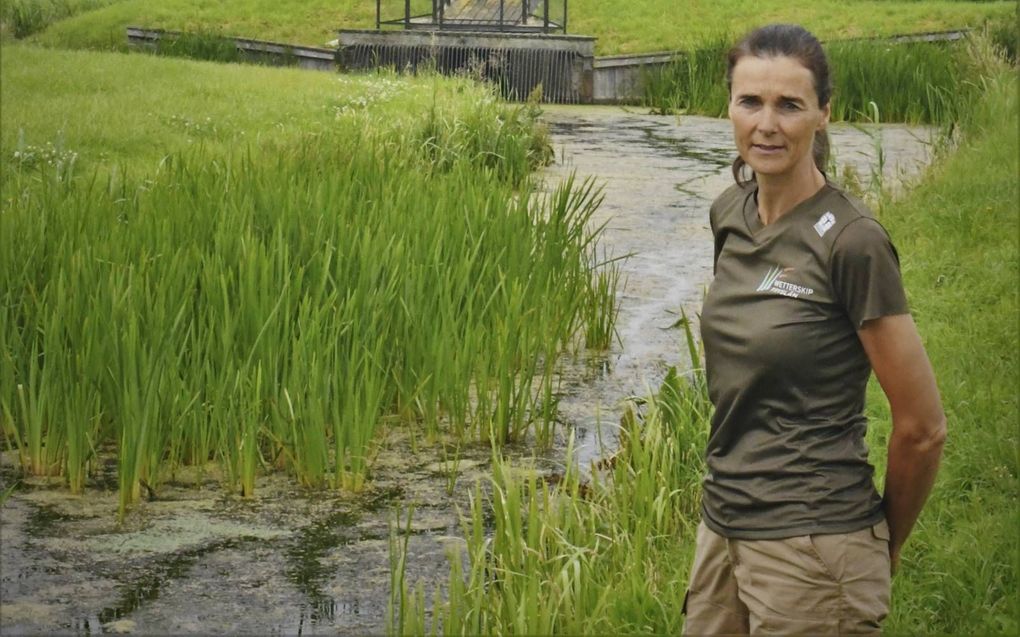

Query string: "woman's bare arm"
[[858, 314, 947, 573]]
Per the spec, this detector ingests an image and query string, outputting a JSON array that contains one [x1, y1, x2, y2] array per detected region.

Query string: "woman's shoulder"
[[821, 182, 894, 248], [814, 182, 901, 269], [822, 180, 877, 222]]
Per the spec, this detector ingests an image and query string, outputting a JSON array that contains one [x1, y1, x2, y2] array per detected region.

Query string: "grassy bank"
[[0, 0, 124, 39], [0, 45, 618, 518], [4, 0, 413, 47], [1, 43, 545, 181], [10, 0, 1012, 54], [396, 66, 1018, 634], [872, 69, 1018, 635], [569, 0, 1015, 55]]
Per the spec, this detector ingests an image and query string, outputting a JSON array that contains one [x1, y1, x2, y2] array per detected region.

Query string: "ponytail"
[[812, 129, 830, 176]]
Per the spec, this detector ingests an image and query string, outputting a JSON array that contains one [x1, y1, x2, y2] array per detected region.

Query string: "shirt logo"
[[756, 265, 815, 298], [814, 211, 836, 237]]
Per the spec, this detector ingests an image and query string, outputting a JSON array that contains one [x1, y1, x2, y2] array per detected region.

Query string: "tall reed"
[[643, 34, 988, 127], [399, 359, 711, 634], [0, 93, 619, 517]]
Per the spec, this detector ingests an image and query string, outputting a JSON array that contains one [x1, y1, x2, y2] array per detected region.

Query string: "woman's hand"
[[858, 314, 946, 574]]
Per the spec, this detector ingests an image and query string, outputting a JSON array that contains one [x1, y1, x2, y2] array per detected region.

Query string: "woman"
[[684, 24, 946, 635]]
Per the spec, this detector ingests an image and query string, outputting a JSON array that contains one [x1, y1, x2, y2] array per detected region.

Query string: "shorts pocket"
[[791, 535, 841, 584]]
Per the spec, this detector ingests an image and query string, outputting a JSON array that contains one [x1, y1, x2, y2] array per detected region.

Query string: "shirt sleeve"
[[830, 217, 910, 327]]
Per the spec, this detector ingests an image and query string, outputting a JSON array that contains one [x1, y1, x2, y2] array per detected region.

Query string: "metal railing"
[[376, 0, 567, 34]]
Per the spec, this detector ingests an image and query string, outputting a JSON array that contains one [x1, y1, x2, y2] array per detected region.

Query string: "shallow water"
[[0, 108, 933, 635]]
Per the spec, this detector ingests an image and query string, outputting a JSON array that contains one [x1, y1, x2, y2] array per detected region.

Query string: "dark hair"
[[726, 24, 832, 184]]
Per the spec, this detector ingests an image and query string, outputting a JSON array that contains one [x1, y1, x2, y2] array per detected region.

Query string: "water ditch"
[[0, 108, 933, 635]]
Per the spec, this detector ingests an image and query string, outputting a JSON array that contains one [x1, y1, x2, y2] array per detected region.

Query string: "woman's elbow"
[[924, 414, 948, 453], [892, 412, 947, 455]]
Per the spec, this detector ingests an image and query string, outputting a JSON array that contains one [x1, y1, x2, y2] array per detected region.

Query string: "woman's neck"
[[755, 165, 827, 226]]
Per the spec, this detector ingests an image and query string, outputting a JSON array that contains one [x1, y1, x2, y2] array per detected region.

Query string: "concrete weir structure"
[[338, 29, 595, 103], [593, 51, 675, 105]]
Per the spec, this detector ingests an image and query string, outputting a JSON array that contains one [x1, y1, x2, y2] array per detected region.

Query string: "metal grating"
[[340, 43, 582, 103]]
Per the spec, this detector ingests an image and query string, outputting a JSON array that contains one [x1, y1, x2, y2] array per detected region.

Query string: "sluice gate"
[[338, 30, 595, 103]]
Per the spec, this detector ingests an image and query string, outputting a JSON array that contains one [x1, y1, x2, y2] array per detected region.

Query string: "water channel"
[[0, 107, 934, 635]]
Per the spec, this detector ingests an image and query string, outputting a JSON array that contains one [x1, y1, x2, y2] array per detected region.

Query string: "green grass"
[[0, 0, 126, 39], [869, 68, 1018, 635], [0, 45, 619, 517], [396, 56, 1019, 635], [0, 43, 551, 184], [19, 0, 378, 49], [572, 0, 1015, 55], [0, 44, 443, 179], [14, 0, 1014, 54]]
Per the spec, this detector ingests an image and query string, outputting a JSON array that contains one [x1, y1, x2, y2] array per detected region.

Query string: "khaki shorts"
[[682, 519, 891, 636]]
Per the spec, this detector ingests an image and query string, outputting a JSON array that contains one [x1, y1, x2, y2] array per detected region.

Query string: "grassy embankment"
[[0, 44, 619, 518], [2, 0, 1012, 54], [391, 49, 1019, 637], [570, 0, 1015, 55], [872, 66, 1018, 637]]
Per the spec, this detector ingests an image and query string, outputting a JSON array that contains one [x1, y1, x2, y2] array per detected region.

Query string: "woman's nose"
[[757, 107, 779, 134]]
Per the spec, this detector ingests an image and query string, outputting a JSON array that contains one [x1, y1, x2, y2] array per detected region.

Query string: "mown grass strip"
[[0, 43, 545, 185]]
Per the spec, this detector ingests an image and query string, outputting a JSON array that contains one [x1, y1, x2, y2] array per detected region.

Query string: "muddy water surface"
[[0, 108, 933, 635]]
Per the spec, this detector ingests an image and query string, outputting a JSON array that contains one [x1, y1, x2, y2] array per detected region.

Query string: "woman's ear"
[[818, 102, 831, 131]]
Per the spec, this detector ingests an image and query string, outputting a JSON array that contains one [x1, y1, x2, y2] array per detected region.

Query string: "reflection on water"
[[0, 108, 933, 635]]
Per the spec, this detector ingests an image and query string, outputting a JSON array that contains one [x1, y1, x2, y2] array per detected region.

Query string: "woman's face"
[[728, 55, 830, 180]]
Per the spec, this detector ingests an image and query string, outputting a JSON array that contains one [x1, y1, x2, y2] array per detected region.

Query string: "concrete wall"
[[592, 51, 673, 104], [126, 27, 337, 71]]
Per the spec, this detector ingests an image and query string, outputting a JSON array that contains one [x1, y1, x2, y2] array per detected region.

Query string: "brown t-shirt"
[[699, 180, 909, 539]]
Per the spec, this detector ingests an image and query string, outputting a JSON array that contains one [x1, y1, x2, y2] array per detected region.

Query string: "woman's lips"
[[752, 143, 784, 153]]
